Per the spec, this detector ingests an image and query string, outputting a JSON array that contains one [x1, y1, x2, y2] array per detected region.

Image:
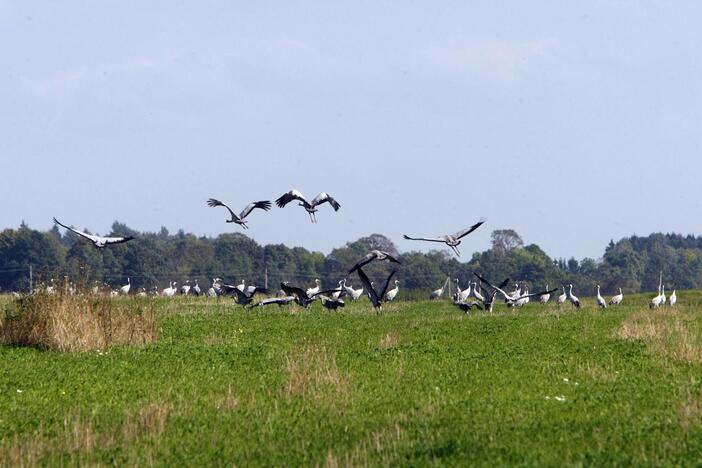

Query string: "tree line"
[[0, 222, 700, 296]]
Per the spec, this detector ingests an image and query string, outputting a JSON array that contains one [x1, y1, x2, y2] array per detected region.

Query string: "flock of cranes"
[[48, 194, 680, 312]]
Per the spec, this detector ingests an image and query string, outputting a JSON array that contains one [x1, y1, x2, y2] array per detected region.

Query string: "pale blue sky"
[[1, 1, 701, 260]]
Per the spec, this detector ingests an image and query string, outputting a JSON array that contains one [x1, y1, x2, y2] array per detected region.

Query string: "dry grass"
[[216, 385, 240, 412], [616, 308, 702, 363], [0, 415, 112, 467], [678, 387, 702, 432], [378, 332, 399, 350], [322, 423, 406, 467], [1, 291, 158, 352], [574, 360, 619, 383], [203, 334, 232, 346], [284, 344, 350, 401], [0, 401, 171, 466], [122, 401, 172, 441]]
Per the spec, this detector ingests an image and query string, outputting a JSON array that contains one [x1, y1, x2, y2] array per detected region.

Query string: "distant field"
[[2, 292, 702, 466]]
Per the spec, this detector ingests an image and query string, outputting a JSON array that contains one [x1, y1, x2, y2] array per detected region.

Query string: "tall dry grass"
[[1, 291, 158, 352], [616, 308, 702, 363]]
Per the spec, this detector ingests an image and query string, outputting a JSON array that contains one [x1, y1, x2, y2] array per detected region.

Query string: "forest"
[[1, 222, 700, 295]]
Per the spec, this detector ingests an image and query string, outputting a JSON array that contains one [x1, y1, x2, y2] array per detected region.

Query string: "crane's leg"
[[451, 245, 461, 256]]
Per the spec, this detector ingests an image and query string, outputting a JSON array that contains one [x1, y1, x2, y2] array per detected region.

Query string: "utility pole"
[[264, 268, 268, 289], [29, 264, 33, 294]]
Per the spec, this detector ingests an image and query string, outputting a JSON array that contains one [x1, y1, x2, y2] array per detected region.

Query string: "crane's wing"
[[281, 282, 308, 304], [207, 198, 239, 221], [403, 234, 447, 243], [382, 252, 401, 264], [255, 296, 295, 307], [275, 190, 309, 208], [310, 192, 340, 211], [102, 235, 134, 245], [249, 286, 270, 297], [452, 218, 486, 239], [515, 287, 559, 300], [53, 217, 101, 243], [378, 270, 398, 299], [348, 252, 377, 273], [220, 284, 248, 301], [239, 200, 272, 219], [311, 288, 346, 298], [355, 267, 380, 307], [474, 272, 511, 299]]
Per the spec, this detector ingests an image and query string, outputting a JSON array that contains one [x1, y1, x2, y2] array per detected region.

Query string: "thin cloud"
[[20, 51, 243, 103], [418, 37, 568, 84]]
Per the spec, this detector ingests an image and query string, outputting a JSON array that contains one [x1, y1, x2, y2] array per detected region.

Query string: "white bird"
[[306, 279, 321, 298], [275, 190, 341, 223], [348, 250, 401, 273], [596, 284, 607, 309], [385, 280, 400, 302], [180, 280, 191, 295], [403, 219, 485, 257], [137, 288, 147, 297], [453, 279, 461, 301], [45, 279, 56, 295], [648, 284, 663, 309], [649, 291, 664, 308], [192, 280, 201, 296], [457, 280, 472, 302], [539, 285, 551, 304], [430, 277, 449, 300], [509, 283, 522, 301], [207, 278, 222, 297], [660, 284, 667, 306], [609, 288, 623, 306], [119, 278, 131, 295], [343, 280, 364, 300], [162, 281, 177, 297], [513, 288, 530, 307], [471, 282, 484, 302], [331, 280, 345, 300], [556, 286, 567, 305], [236, 279, 246, 292], [567, 284, 580, 308], [669, 289, 677, 306], [206, 198, 271, 230], [53, 217, 134, 248]]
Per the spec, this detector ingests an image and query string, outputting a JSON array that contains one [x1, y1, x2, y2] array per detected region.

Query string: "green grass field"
[[2, 292, 702, 466]]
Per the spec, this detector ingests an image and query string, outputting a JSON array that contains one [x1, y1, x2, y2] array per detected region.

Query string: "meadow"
[[1, 292, 702, 466]]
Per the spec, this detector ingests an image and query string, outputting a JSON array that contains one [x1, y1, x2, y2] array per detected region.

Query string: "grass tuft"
[[284, 344, 349, 400], [1, 292, 157, 352], [616, 308, 702, 363]]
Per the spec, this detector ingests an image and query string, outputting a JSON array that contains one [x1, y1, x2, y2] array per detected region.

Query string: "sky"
[[1, 1, 701, 260]]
